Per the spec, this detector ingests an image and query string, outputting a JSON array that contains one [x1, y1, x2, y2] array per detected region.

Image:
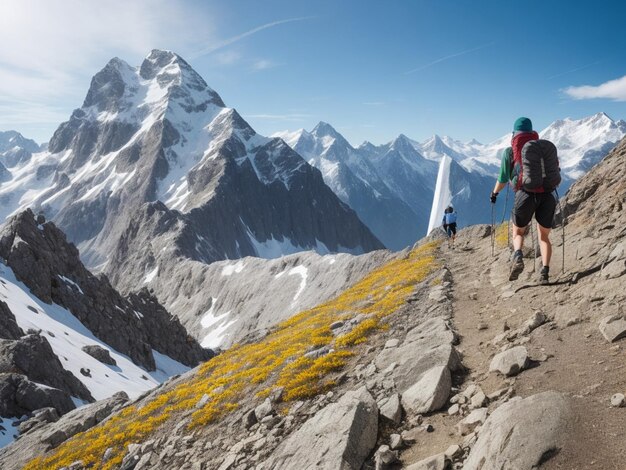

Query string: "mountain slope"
[[11, 134, 625, 470], [275, 123, 421, 250], [279, 124, 495, 242], [0, 210, 212, 449], [0, 210, 209, 372], [0, 51, 383, 275]]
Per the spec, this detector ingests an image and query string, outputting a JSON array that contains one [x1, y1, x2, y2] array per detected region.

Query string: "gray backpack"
[[519, 140, 561, 193]]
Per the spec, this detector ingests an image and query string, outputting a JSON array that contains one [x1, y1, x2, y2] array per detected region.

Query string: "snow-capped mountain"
[[0, 51, 382, 286], [424, 112, 626, 183], [0, 131, 43, 182], [0, 131, 41, 156], [274, 124, 422, 250], [538, 112, 626, 179], [276, 124, 494, 245]]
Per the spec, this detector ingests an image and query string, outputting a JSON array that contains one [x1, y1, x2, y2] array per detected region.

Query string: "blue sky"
[[2, 0, 626, 145]]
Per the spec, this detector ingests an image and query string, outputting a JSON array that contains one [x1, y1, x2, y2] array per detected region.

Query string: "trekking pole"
[[490, 203, 495, 257], [501, 185, 511, 251], [555, 189, 566, 274], [530, 220, 537, 274]]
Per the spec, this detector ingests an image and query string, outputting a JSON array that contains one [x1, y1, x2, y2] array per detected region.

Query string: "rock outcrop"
[[263, 387, 378, 470], [463, 392, 570, 470], [0, 334, 92, 401], [0, 300, 24, 340], [0, 210, 210, 370], [0, 373, 75, 418]]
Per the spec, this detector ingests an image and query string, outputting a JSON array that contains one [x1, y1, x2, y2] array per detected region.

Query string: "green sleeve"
[[497, 147, 512, 184]]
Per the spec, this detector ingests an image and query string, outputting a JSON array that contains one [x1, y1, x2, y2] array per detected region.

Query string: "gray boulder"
[[401, 365, 451, 415], [81, 344, 117, 366], [379, 393, 402, 424], [456, 407, 488, 435], [489, 346, 529, 376], [598, 314, 626, 343], [463, 392, 570, 470], [405, 453, 448, 470], [375, 317, 460, 393], [0, 373, 75, 417], [0, 334, 92, 401], [264, 387, 378, 469]]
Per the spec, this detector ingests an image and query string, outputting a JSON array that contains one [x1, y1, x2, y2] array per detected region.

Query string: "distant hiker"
[[490, 117, 561, 284], [442, 206, 457, 247]]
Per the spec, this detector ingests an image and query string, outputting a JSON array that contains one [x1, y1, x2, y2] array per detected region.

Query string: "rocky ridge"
[[0, 209, 209, 370]]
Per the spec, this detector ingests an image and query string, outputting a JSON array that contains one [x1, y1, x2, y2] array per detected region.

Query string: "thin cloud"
[[252, 59, 278, 71], [363, 101, 386, 106], [190, 17, 315, 59], [215, 51, 242, 66], [548, 61, 601, 80], [564, 75, 626, 101], [405, 42, 495, 75]]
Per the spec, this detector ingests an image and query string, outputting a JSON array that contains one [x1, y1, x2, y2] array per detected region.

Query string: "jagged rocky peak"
[[0, 131, 41, 169], [0, 131, 40, 154], [311, 121, 352, 147], [81, 57, 135, 112], [312, 121, 340, 138], [390, 133, 416, 151]]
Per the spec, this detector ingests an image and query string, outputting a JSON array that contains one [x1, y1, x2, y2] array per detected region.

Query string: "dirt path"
[[444, 228, 626, 469]]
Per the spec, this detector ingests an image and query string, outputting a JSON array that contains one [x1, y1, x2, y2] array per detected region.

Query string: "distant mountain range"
[[275, 112, 626, 248], [0, 50, 382, 280]]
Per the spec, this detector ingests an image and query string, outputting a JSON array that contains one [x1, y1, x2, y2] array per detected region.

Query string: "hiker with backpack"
[[490, 117, 561, 284], [442, 206, 458, 248]]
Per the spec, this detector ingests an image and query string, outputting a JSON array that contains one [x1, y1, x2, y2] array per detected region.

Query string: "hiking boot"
[[540, 266, 549, 285], [509, 250, 524, 281]]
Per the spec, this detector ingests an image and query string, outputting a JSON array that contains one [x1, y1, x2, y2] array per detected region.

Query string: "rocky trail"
[[437, 222, 626, 469]]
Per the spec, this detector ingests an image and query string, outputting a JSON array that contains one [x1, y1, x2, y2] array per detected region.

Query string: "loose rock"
[[489, 346, 529, 376], [463, 392, 570, 470], [610, 393, 625, 408], [401, 366, 451, 415], [598, 315, 626, 343]]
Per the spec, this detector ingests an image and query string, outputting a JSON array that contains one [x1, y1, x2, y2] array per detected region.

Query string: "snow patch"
[[58, 275, 84, 295], [149, 349, 190, 382], [427, 155, 452, 235], [0, 263, 177, 400], [288, 265, 308, 305], [143, 266, 159, 284], [199, 298, 235, 349], [221, 260, 245, 276]]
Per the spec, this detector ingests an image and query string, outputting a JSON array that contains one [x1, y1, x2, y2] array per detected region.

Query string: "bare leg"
[[537, 224, 552, 267], [512, 224, 526, 252]]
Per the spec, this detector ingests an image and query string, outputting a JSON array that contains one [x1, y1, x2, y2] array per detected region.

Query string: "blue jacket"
[[442, 211, 457, 225]]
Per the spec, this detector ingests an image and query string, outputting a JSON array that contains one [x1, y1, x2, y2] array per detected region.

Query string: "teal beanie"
[[513, 117, 533, 132]]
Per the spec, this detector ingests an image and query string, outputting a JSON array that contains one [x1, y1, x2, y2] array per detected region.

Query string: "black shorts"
[[446, 223, 457, 236], [512, 191, 556, 228]]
